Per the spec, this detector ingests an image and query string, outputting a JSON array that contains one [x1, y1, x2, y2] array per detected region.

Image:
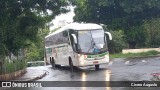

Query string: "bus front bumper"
[[78, 57, 110, 67]]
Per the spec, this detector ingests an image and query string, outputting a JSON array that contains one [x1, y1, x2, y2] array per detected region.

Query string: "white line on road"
[[108, 61, 113, 66], [142, 60, 147, 62], [125, 61, 130, 65]]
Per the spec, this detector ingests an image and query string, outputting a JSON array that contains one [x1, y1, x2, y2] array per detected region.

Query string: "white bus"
[[45, 23, 112, 71]]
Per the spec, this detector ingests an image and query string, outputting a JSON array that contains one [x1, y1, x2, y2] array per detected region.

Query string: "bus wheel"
[[56, 65, 61, 68], [50, 57, 52, 64], [51, 57, 56, 69], [95, 65, 99, 70], [69, 59, 74, 72]]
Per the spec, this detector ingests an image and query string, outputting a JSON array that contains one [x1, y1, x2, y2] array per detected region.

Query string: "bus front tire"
[[95, 65, 99, 70], [69, 59, 74, 72]]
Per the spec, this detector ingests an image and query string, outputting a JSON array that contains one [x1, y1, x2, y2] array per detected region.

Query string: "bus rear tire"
[[51, 57, 56, 69], [56, 65, 61, 68], [95, 65, 99, 70], [69, 59, 74, 72]]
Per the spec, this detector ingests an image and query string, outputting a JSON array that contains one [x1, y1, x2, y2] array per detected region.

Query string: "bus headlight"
[[105, 55, 109, 62], [80, 60, 84, 65], [78, 54, 87, 60], [78, 54, 87, 65]]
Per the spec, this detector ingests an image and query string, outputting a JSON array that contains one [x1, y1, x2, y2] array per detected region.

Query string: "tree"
[[0, 0, 69, 57], [0, 0, 70, 73], [108, 30, 127, 53], [73, 0, 160, 48], [144, 18, 160, 47], [26, 27, 49, 62]]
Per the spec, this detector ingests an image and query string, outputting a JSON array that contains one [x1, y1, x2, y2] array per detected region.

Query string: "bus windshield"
[[77, 29, 108, 54]]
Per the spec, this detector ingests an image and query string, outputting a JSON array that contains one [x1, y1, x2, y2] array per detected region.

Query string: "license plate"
[[93, 61, 98, 64]]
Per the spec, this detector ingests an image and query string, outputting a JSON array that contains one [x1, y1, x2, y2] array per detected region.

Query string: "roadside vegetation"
[[0, 58, 26, 74], [110, 50, 160, 59], [0, 0, 70, 74], [73, 0, 160, 52], [1, 0, 160, 74]]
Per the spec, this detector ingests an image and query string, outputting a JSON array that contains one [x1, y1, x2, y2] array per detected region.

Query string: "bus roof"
[[45, 23, 103, 38]]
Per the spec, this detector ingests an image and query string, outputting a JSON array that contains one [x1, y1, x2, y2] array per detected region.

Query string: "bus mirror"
[[71, 34, 77, 44], [105, 32, 112, 40]]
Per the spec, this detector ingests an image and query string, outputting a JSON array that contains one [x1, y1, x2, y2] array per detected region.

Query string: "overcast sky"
[[50, 6, 75, 31]]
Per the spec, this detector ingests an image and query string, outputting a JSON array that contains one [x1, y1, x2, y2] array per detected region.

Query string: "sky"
[[49, 6, 75, 31]]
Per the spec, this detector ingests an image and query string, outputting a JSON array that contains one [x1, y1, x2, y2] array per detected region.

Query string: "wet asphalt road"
[[6, 57, 160, 90]]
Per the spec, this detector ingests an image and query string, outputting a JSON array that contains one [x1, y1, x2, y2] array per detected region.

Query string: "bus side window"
[[62, 30, 70, 44]]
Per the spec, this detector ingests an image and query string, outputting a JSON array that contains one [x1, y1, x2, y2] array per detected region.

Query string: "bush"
[[107, 30, 127, 53], [1, 58, 26, 74]]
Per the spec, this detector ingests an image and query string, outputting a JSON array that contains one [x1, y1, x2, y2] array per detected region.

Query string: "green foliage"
[[1, 58, 26, 74], [140, 50, 159, 56], [0, 0, 69, 73], [25, 27, 49, 62], [0, 44, 7, 58], [26, 48, 40, 61], [73, 0, 160, 49], [144, 18, 160, 47], [103, 25, 127, 53], [0, 0, 69, 57], [124, 25, 147, 48], [104, 28, 127, 53], [110, 50, 160, 59]]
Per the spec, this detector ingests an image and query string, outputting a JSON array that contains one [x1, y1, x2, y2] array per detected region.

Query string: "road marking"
[[125, 61, 130, 65], [142, 60, 146, 62], [113, 58, 124, 62], [108, 61, 113, 66]]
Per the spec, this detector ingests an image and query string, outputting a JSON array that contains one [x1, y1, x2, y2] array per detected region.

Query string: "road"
[[6, 57, 160, 90]]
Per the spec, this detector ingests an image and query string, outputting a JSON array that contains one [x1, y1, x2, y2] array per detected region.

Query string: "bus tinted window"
[[45, 30, 69, 46]]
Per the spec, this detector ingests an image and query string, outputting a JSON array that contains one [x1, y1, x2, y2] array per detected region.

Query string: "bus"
[[45, 23, 112, 71]]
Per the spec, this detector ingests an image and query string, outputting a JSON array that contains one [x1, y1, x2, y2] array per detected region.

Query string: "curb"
[[126, 55, 160, 59], [0, 69, 26, 81], [27, 70, 47, 81]]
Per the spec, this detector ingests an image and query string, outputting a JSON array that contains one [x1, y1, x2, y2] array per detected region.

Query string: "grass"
[[110, 50, 160, 59], [0, 58, 27, 74]]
